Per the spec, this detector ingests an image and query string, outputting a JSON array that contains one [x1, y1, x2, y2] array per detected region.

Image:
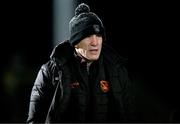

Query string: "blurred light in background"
[[52, 0, 75, 47]]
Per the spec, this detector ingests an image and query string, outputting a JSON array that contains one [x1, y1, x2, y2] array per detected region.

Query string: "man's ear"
[[74, 44, 78, 48]]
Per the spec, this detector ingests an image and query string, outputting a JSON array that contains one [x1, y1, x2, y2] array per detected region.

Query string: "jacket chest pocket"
[[71, 84, 87, 104], [62, 77, 85, 102]]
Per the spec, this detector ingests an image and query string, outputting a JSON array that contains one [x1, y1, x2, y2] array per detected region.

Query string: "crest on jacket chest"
[[100, 80, 110, 93]]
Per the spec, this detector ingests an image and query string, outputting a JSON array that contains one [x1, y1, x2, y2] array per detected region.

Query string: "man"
[[27, 3, 136, 123]]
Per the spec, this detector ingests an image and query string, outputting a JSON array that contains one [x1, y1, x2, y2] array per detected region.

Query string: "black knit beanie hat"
[[69, 3, 105, 46]]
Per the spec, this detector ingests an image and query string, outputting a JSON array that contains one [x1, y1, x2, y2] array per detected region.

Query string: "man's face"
[[75, 34, 103, 61]]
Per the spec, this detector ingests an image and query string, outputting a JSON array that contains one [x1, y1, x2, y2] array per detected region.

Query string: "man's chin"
[[87, 56, 99, 61]]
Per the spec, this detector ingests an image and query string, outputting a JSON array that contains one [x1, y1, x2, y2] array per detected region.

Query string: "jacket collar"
[[102, 43, 127, 66], [50, 40, 74, 66]]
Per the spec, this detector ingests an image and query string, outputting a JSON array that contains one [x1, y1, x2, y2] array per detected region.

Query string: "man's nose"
[[90, 35, 98, 45]]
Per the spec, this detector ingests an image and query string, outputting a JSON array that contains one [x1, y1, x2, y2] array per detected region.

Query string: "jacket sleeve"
[[27, 63, 55, 123], [117, 65, 138, 122]]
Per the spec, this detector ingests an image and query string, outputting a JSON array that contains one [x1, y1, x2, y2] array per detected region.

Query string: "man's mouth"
[[89, 49, 98, 54]]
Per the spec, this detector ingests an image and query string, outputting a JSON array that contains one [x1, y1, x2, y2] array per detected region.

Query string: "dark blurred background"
[[0, 0, 179, 122]]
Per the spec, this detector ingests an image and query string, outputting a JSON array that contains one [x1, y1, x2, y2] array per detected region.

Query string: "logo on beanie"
[[93, 24, 100, 34], [100, 80, 109, 93]]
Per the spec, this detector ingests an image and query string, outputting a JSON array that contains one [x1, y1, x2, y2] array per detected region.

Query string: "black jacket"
[[27, 41, 136, 123]]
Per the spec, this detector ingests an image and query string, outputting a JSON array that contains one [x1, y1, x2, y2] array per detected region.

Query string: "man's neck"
[[74, 51, 93, 74]]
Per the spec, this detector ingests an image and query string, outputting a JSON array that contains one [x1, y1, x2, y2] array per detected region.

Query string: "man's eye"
[[96, 33, 102, 37]]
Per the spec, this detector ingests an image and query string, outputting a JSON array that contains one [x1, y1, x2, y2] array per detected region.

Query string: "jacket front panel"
[[54, 55, 110, 122]]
